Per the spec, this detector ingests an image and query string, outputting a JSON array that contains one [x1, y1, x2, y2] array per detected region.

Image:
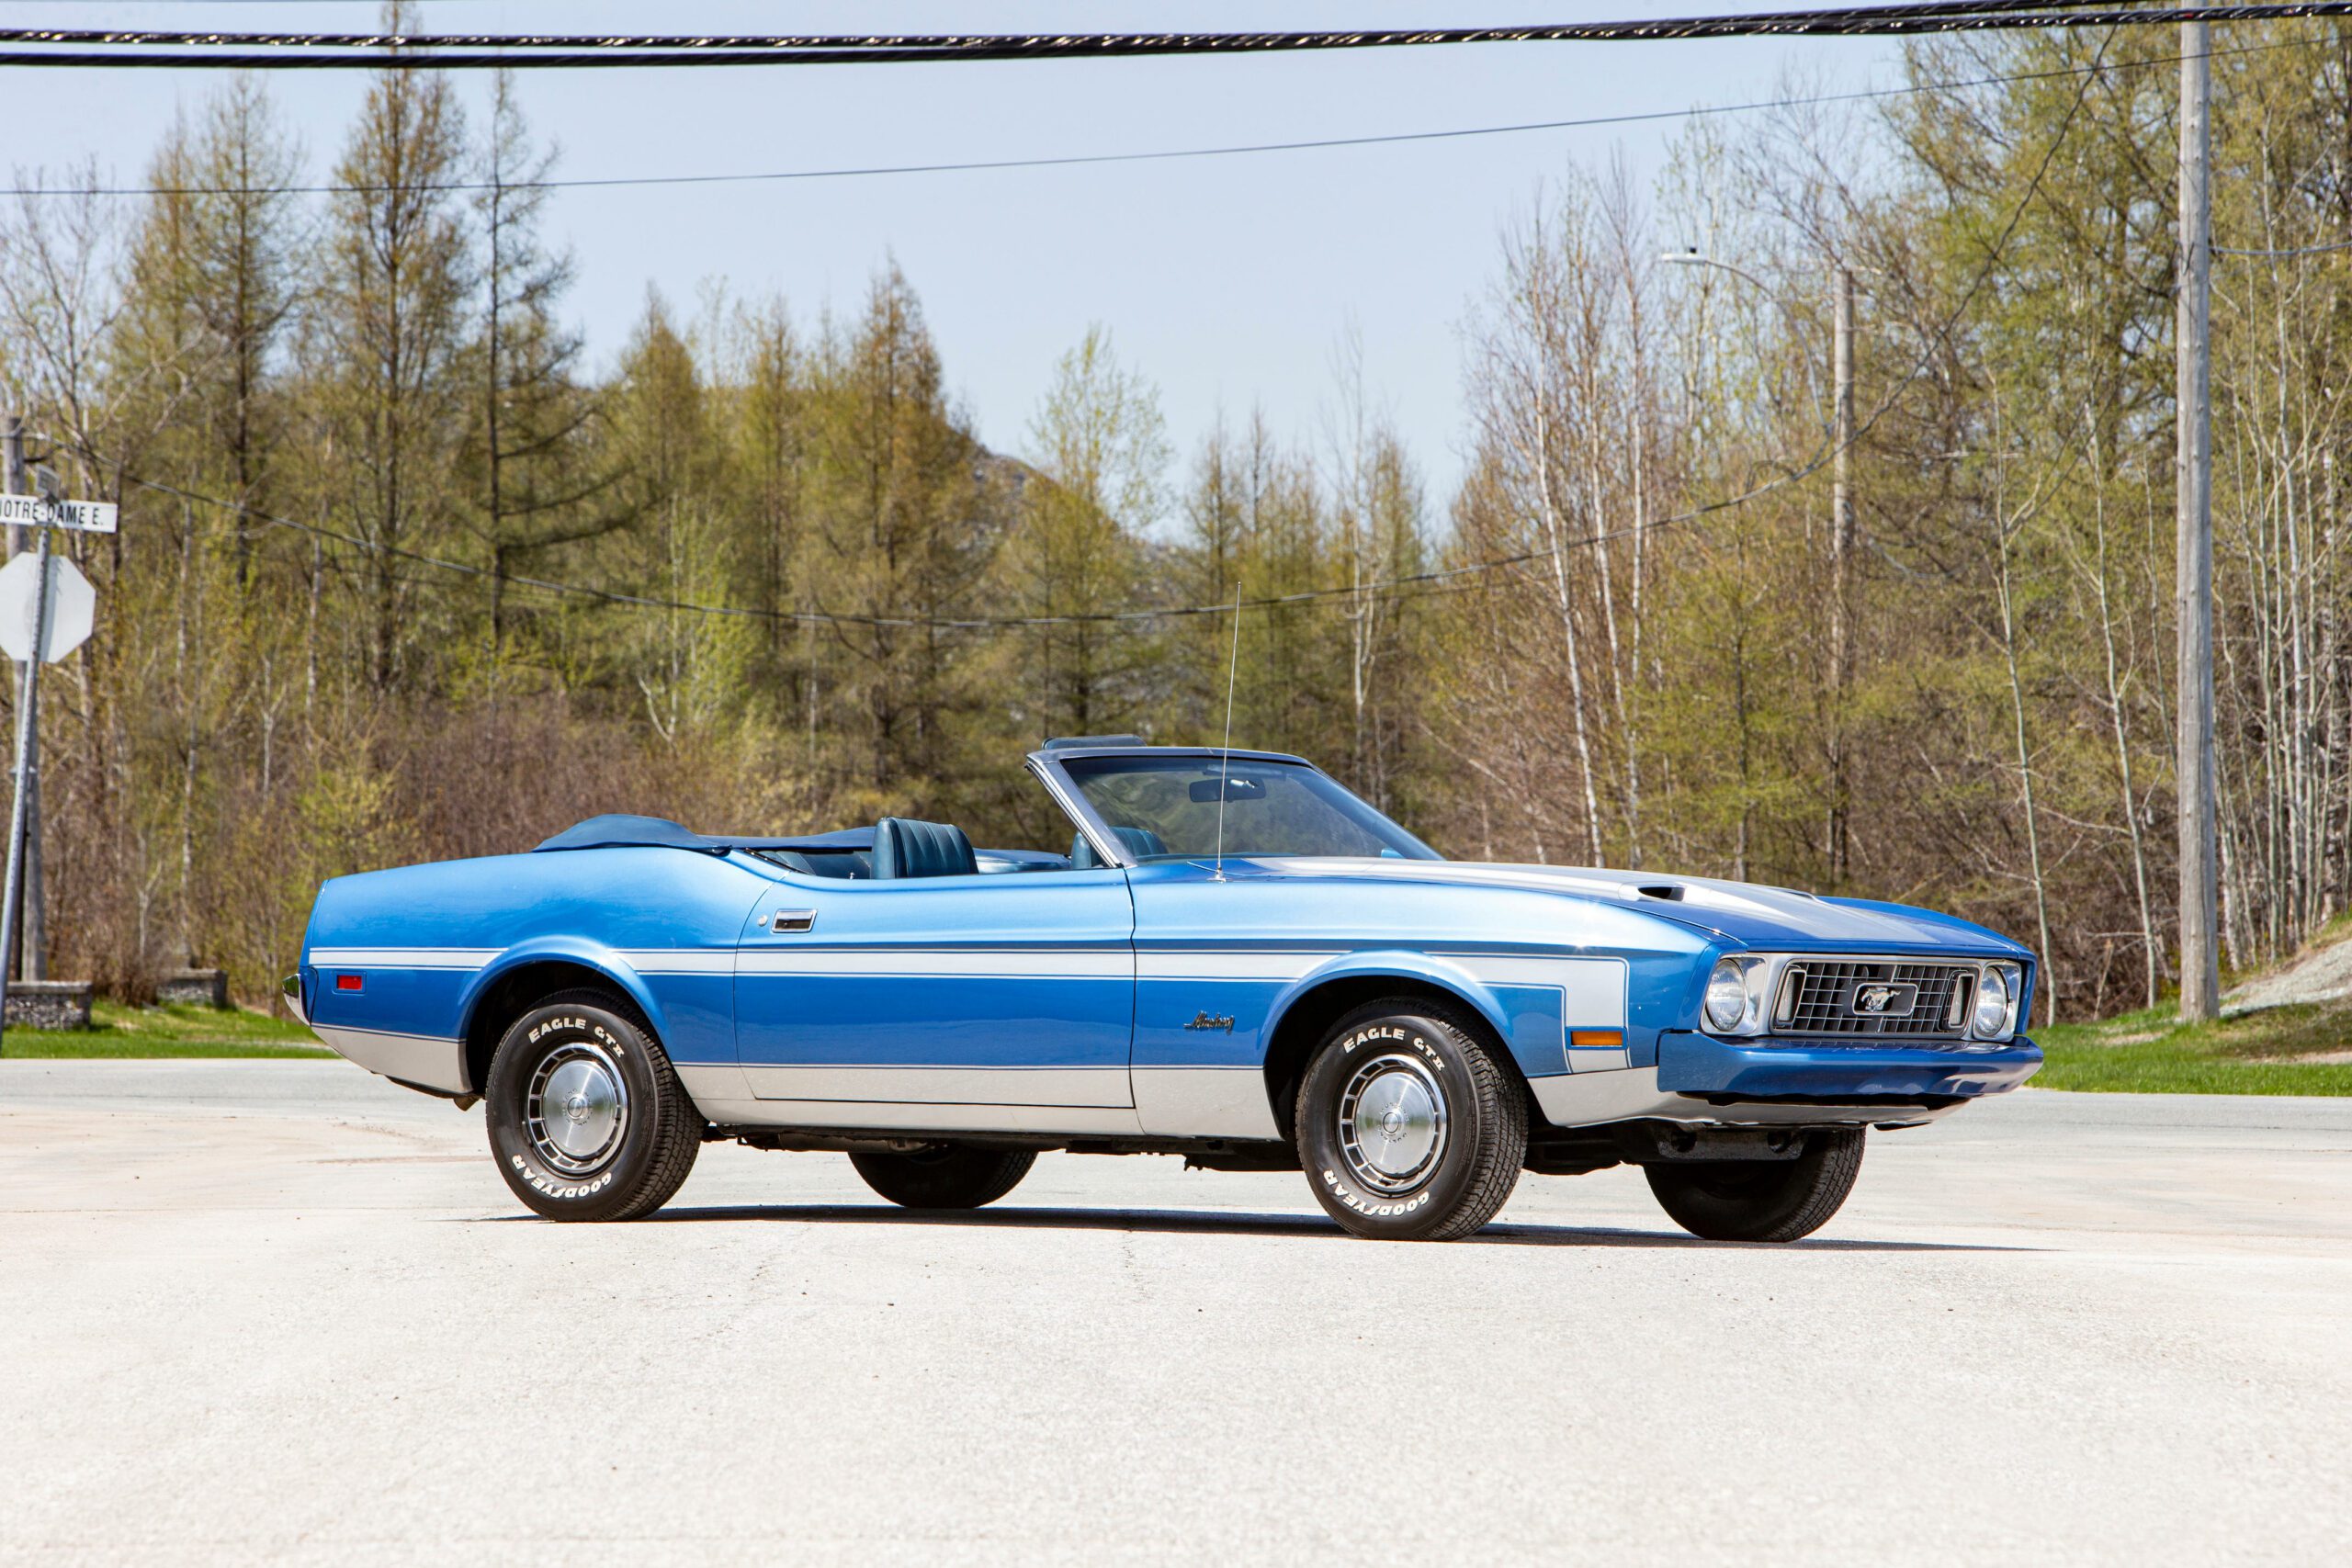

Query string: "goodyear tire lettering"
[[1317, 1165, 1430, 1216]]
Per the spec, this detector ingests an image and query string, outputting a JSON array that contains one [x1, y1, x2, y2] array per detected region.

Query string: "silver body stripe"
[[310, 947, 734, 976], [308, 948, 498, 971], [677, 1094, 1146, 1137], [736, 949, 1130, 978], [311, 1024, 470, 1095], [738, 1065, 1132, 1108], [614, 950, 734, 975], [1136, 950, 1340, 980], [1130, 1066, 1282, 1140], [309, 942, 1638, 1129], [1454, 954, 1628, 1025]]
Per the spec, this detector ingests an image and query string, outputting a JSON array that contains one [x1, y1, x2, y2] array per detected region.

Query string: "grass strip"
[[3, 999, 331, 1059], [2034, 1000, 2352, 1095]]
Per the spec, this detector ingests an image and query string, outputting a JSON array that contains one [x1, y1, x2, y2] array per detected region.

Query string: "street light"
[[1664, 248, 1860, 889]]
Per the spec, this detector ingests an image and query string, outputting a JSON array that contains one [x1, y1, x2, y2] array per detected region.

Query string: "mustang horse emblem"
[[1851, 983, 1917, 1016]]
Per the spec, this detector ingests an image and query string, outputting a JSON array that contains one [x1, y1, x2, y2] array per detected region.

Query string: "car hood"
[[1255, 858, 2030, 958]]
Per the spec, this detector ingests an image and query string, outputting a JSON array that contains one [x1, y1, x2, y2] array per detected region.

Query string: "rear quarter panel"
[[301, 848, 767, 1079]]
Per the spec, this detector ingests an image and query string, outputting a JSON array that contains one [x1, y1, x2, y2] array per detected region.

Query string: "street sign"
[[0, 492, 116, 535], [0, 552, 95, 663]]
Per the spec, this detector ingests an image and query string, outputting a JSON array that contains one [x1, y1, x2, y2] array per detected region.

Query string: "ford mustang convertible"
[[285, 739, 2041, 1241]]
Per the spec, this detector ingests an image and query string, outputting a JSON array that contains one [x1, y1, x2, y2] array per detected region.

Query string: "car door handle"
[[770, 909, 818, 933]]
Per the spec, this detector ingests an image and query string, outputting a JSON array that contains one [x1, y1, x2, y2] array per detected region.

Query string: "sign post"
[[0, 463, 103, 1044], [0, 522, 55, 1040]]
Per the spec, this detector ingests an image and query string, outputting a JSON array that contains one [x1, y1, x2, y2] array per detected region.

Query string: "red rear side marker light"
[[335, 974, 364, 992]]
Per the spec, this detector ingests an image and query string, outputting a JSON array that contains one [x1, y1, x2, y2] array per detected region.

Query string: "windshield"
[[1059, 754, 1442, 862]]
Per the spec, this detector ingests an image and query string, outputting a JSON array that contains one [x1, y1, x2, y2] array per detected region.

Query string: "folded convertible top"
[[533, 814, 875, 854]]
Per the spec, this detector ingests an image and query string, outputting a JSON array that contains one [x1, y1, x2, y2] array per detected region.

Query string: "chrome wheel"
[[1337, 1053, 1448, 1194], [526, 1042, 628, 1177]]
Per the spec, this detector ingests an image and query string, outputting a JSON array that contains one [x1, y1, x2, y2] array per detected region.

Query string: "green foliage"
[[2036, 1001, 2352, 1095], [999, 326, 1169, 743], [5, 1000, 327, 1057], [9, 26, 2352, 1034]]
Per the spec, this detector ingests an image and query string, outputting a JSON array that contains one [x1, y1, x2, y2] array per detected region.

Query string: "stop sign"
[[0, 551, 96, 663]]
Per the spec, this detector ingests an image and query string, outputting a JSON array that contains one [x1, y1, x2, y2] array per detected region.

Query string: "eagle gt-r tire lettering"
[[484, 988, 702, 1222], [1295, 998, 1527, 1240]]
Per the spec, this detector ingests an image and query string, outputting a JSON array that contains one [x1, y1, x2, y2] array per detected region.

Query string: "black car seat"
[[871, 818, 979, 879], [1069, 825, 1170, 869]]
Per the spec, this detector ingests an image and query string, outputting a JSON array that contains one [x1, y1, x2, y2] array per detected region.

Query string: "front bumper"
[[1659, 1031, 2041, 1100]]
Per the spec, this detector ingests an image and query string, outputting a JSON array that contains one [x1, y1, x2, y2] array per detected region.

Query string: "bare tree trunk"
[[2086, 416, 2159, 1009], [176, 499, 199, 963], [1529, 389, 1603, 865], [1996, 521, 2056, 1025]]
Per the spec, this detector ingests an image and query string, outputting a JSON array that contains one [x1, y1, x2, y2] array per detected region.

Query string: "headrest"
[[872, 818, 978, 879]]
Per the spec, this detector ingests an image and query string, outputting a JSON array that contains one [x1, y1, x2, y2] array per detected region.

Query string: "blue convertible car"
[[286, 739, 2040, 1241]]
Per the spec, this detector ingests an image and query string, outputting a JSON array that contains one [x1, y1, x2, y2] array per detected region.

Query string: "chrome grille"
[[1778, 960, 1974, 1039]]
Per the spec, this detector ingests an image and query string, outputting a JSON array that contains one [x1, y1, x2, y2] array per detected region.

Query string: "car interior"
[[748, 818, 1084, 880]]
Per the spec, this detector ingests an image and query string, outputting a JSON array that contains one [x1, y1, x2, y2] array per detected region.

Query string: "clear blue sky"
[[6, 3, 1906, 508]]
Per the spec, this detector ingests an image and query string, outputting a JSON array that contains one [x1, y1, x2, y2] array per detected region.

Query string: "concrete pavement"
[[2, 1061, 2347, 1565]]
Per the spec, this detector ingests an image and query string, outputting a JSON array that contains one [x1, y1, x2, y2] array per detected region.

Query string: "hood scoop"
[[1635, 884, 1685, 901]]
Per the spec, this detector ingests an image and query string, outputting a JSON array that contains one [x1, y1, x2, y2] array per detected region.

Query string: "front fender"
[[1263, 947, 1630, 1084], [1264, 949, 1512, 1052]]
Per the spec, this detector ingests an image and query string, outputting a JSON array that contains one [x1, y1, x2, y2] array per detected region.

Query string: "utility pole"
[[2176, 23, 2220, 1021], [4, 418, 23, 556], [6, 422, 49, 986], [2, 416, 26, 995], [1828, 264, 1856, 889], [1, 417, 54, 1036]]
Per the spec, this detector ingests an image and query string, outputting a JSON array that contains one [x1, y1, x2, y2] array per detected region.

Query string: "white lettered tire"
[[1295, 998, 1527, 1240], [484, 989, 702, 1222]]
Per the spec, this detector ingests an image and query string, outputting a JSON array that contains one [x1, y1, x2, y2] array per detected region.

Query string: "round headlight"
[[1704, 958, 1750, 1032], [1973, 965, 2012, 1037]]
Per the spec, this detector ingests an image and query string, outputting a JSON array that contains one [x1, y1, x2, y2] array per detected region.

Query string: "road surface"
[[2, 1061, 2346, 1565]]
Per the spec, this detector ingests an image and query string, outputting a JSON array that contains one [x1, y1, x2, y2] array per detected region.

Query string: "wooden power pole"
[[2177, 22, 2221, 1021], [1828, 264, 1856, 889], [1, 415, 51, 1030]]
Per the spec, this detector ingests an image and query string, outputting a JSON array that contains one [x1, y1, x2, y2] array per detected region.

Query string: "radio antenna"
[[1212, 584, 1242, 883]]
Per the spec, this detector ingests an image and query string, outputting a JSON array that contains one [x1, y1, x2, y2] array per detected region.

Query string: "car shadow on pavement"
[[615, 1203, 2033, 1251]]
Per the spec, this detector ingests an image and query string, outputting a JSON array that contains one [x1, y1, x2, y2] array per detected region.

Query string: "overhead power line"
[[19, 32, 2102, 645], [0, 2, 2318, 69], [0, 2, 2143, 53], [5, 17, 2123, 636], [2214, 237, 2352, 256], [0, 29, 2288, 201]]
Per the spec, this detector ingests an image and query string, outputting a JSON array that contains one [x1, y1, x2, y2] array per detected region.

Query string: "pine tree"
[[308, 7, 472, 693], [461, 69, 617, 672]]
